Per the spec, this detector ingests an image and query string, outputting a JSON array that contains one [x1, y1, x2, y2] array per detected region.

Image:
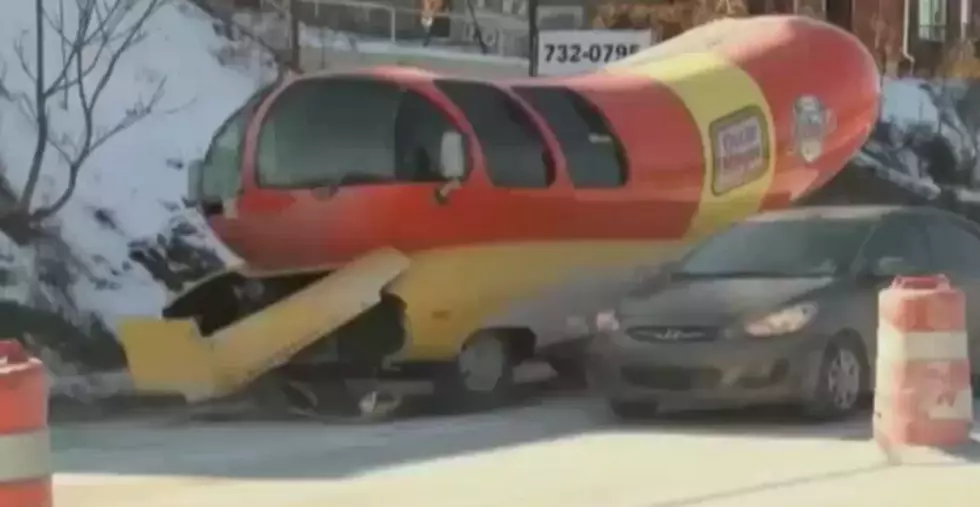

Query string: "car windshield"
[[674, 217, 875, 277], [198, 81, 278, 201]]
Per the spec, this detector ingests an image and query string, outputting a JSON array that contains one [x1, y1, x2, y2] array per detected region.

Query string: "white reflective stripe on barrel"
[[877, 324, 968, 361], [0, 429, 51, 482]]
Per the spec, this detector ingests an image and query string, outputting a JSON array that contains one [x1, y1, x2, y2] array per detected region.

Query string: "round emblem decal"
[[793, 95, 834, 164]]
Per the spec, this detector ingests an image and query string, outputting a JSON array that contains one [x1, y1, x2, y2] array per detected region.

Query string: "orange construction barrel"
[[875, 275, 974, 449], [0, 339, 52, 507]]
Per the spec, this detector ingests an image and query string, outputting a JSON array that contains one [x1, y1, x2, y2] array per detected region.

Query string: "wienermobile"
[[119, 15, 881, 409]]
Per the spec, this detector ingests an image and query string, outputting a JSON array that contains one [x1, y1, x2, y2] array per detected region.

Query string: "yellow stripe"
[[610, 52, 776, 239], [389, 241, 689, 360]]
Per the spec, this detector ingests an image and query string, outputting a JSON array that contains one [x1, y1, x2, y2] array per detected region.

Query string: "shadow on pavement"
[[943, 438, 980, 462], [614, 401, 874, 442], [908, 437, 980, 465], [52, 378, 889, 481]]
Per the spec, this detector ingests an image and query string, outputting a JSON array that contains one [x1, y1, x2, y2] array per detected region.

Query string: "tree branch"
[[7, 0, 172, 227], [21, 0, 49, 211]]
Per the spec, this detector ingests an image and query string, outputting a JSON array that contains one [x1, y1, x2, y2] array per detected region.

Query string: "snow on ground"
[[0, 0, 272, 324]]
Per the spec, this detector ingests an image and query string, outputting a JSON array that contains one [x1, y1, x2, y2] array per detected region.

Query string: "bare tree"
[[10, 0, 169, 226]]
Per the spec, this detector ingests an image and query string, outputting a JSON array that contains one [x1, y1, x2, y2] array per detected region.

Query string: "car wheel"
[[607, 399, 659, 421], [435, 332, 515, 412], [800, 335, 868, 420]]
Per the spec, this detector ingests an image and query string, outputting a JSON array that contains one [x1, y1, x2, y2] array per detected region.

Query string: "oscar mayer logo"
[[709, 106, 770, 196]]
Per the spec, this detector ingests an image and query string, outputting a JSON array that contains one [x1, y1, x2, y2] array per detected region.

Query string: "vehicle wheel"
[[548, 357, 589, 388], [800, 335, 868, 420], [608, 399, 659, 421], [435, 332, 515, 412]]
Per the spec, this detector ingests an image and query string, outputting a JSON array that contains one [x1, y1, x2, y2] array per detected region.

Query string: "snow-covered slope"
[[0, 0, 276, 380]]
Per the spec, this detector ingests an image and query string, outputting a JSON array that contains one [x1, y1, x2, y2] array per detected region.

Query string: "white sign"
[[710, 107, 768, 195], [536, 30, 653, 77]]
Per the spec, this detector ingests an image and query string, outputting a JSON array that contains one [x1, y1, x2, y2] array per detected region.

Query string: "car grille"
[[626, 326, 718, 343], [621, 365, 721, 391]]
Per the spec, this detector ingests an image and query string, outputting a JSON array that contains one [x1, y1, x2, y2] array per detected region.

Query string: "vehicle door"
[[853, 216, 934, 361], [919, 216, 980, 373]]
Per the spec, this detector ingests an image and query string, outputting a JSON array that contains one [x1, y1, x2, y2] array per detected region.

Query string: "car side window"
[[858, 218, 933, 272], [922, 219, 980, 277], [434, 80, 554, 189]]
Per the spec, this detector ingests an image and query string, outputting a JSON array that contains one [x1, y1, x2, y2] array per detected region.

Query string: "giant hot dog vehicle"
[[119, 15, 881, 407]]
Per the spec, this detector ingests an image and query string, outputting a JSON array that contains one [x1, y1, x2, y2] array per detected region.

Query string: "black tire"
[[799, 334, 869, 420], [608, 399, 660, 421], [434, 332, 515, 412]]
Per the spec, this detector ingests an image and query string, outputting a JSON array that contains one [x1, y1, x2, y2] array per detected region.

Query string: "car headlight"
[[595, 310, 620, 332], [744, 302, 818, 337]]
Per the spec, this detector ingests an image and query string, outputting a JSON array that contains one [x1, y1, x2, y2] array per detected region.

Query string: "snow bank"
[[0, 0, 279, 397], [0, 0, 272, 326]]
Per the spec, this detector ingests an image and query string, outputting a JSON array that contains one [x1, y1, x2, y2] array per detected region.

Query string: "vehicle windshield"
[[674, 218, 875, 277], [197, 82, 277, 201]]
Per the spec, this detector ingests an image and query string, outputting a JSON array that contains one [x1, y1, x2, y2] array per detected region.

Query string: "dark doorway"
[[825, 0, 853, 30]]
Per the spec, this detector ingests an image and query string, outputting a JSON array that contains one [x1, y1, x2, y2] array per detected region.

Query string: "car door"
[[854, 216, 934, 362], [919, 216, 980, 374]]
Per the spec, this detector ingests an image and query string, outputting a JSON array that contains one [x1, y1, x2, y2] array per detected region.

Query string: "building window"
[[513, 86, 627, 188], [435, 80, 553, 189], [918, 0, 947, 41]]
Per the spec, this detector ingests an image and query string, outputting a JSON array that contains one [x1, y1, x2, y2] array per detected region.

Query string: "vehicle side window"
[[434, 80, 553, 189], [513, 86, 627, 188], [394, 91, 465, 182], [922, 219, 980, 277], [858, 218, 933, 272], [256, 78, 402, 188]]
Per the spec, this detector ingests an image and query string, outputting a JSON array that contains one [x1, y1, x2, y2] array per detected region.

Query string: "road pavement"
[[51, 394, 980, 507]]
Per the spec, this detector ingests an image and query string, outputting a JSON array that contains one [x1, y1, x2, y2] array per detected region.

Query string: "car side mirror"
[[438, 131, 466, 181], [434, 131, 466, 205]]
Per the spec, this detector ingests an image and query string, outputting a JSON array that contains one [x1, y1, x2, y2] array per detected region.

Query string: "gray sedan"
[[588, 205, 980, 420]]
